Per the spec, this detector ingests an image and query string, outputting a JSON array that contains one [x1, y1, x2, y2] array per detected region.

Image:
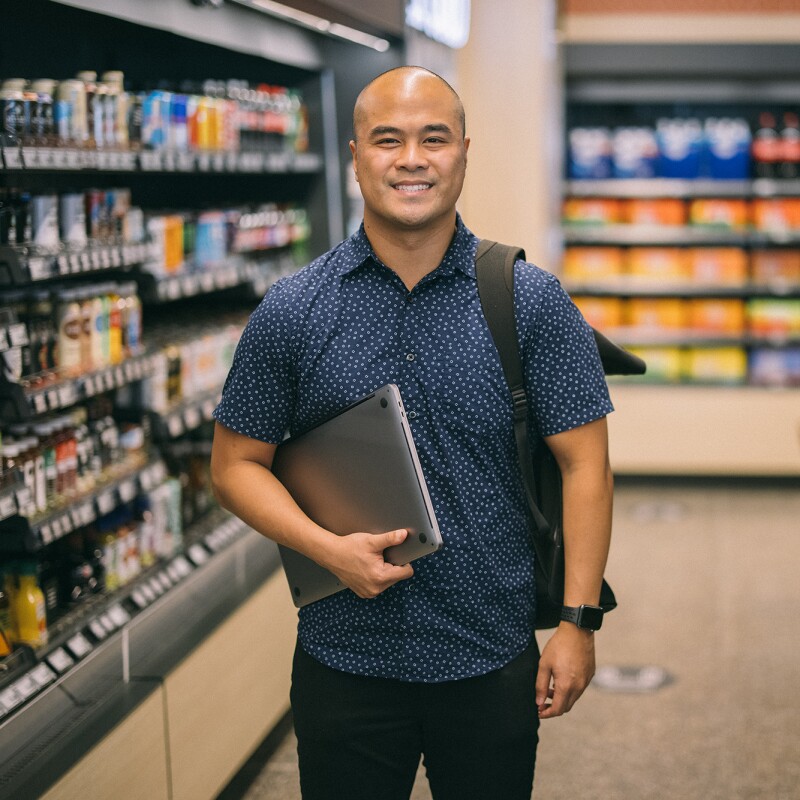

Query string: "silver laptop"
[[271, 383, 443, 607]]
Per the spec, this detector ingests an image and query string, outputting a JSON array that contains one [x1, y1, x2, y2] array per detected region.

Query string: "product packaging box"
[[655, 118, 703, 178], [687, 248, 749, 285], [703, 118, 752, 180], [568, 127, 613, 180], [751, 198, 800, 232], [626, 346, 683, 383], [611, 127, 659, 178], [689, 198, 750, 229], [627, 248, 690, 285], [687, 298, 746, 335], [562, 198, 622, 225], [563, 247, 624, 284], [626, 298, 688, 331], [624, 198, 687, 226], [747, 299, 800, 337], [749, 348, 800, 387], [571, 296, 625, 331], [750, 249, 800, 286], [684, 347, 747, 384]]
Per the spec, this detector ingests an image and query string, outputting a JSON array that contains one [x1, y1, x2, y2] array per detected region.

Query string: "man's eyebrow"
[[367, 123, 455, 138]]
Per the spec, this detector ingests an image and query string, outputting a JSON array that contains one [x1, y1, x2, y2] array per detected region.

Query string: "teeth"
[[395, 184, 430, 193]]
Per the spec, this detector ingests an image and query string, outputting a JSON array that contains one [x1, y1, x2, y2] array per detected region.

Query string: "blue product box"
[[611, 127, 658, 179], [656, 118, 703, 179], [568, 127, 612, 179], [704, 118, 751, 180]]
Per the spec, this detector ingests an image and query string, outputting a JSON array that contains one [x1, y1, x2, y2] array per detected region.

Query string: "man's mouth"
[[393, 183, 432, 193]]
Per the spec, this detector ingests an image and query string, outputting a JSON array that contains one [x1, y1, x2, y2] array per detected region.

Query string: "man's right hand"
[[324, 529, 414, 599]]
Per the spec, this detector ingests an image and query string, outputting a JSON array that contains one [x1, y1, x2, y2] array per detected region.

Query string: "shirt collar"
[[329, 213, 479, 280]]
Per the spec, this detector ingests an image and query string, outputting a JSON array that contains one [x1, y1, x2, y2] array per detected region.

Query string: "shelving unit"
[[561, 42, 800, 476], [0, 1, 402, 795]]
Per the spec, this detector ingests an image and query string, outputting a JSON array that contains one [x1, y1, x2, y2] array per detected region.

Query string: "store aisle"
[[237, 481, 800, 800]]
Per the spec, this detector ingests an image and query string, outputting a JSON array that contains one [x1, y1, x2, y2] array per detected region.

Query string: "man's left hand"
[[535, 624, 596, 719]]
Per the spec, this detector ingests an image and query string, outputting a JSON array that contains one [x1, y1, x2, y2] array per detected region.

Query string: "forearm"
[[212, 458, 340, 570], [560, 460, 613, 608]]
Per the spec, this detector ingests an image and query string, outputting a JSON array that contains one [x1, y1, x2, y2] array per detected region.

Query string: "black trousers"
[[290, 639, 540, 800]]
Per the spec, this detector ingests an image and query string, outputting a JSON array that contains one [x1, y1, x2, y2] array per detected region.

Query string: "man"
[[211, 66, 613, 800]]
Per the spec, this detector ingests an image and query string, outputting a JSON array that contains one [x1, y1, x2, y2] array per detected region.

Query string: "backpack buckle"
[[511, 387, 527, 422]]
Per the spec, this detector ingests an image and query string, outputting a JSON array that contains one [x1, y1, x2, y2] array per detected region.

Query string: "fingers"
[[371, 528, 409, 550]]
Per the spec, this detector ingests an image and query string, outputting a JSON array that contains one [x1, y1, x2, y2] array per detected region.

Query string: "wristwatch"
[[560, 604, 604, 631]]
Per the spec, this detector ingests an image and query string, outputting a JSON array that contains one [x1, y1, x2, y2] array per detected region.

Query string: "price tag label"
[[32, 393, 48, 414], [66, 632, 93, 659], [91, 250, 102, 269], [0, 492, 17, 520], [140, 151, 161, 171], [97, 490, 116, 516], [107, 604, 131, 627], [13, 675, 40, 701], [8, 323, 27, 347], [30, 663, 57, 688], [141, 583, 157, 603], [181, 275, 198, 295], [187, 543, 209, 566], [173, 556, 193, 578], [39, 523, 53, 546], [50, 516, 64, 540], [198, 152, 211, 172], [99, 613, 116, 634], [57, 254, 69, 275], [148, 576, 165, 597], [165, 278, 181, 300], [111, 248, 122, 267], [47, 648, 75, 674], [59, 512, 74, 536], [4, 148, 23, 169], [88, 619, 108, 640], [167, 415, 184, 438], [46, 388, 59, 410], [163, 151, 177, 171], [158, 571, 173, 591], [81, 252, 91, 271], [58, 383, 76, 406], [0, 687, 24, 714], [118, 479, 136, 503], [166, 563, 182, 583], [103, 370, 115, 391], [101, 248, 111, 268], [28, 256, 51, 281], [79, 502, 96, 526], [212, 152, 225, 171], [177, 152, 195, 172], [69, 253, 81, 273], [66, 149, 82, 168], [114, 366, 125, 385], [130, 589, 148, 609]]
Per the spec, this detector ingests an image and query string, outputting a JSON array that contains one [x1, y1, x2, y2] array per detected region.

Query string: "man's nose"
[[395, 142, 428, 170]]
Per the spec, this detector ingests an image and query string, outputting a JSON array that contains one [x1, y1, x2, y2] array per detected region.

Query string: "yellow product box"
[[626, 298, 687, 331], [562, 198, 622, 225], [164, 214, 185, 272], [571, 296, 625, 330], [624, 198, 687, 226], [626, 347, 682, 383], [687, 248, 749, 285], [563, 247, 624, 283], [751, 198, 800, 232], [687, 299, 746, 335], [751, 250, 800, 286], [747, 299, 800, 337], [689, 198, 749, 229], [684, 347, 747, 384], [626, 248, 690, 284]]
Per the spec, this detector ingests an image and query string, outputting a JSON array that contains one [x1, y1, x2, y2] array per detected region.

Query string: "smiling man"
[[211, 66, 614, 800]]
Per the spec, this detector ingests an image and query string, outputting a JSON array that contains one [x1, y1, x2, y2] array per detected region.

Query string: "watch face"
[[578, 605, 604, 630]]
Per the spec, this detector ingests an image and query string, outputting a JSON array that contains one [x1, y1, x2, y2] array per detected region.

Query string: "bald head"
[[352, 66, 466, 142]]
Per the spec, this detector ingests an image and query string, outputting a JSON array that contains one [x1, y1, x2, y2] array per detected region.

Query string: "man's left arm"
[[535, 415, 613, 719]]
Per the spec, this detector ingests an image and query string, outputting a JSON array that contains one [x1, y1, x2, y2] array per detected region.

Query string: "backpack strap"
[[475, 239, 551, 536]]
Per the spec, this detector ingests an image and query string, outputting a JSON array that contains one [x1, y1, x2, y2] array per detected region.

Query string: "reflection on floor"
[[235, 481, 800, 800]]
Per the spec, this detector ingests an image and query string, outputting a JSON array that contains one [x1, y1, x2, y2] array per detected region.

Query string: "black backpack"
[[475, 240, 647, 629]]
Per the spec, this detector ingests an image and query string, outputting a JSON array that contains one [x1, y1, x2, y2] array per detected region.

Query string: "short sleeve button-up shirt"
[[214, 215, 613, 683]]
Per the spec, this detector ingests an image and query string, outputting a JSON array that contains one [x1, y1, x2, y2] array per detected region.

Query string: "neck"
[[363, 212, 458, 290]]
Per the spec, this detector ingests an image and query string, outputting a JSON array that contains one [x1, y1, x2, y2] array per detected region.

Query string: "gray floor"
[[240, 481, 800, 799]]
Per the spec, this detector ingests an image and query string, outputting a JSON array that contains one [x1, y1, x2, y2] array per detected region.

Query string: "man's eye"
[[376, 138, 399, 145]]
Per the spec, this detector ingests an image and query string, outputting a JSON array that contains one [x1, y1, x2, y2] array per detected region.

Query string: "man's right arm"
[[210, 421, 413, 598]]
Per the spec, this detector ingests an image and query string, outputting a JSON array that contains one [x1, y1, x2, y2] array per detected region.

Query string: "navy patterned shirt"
[[214, 215, 613, 683]]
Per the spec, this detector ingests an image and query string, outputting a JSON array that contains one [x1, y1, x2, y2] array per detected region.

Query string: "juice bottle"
[[9, 562, 48, 647]]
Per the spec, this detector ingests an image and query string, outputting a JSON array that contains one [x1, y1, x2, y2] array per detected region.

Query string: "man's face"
[[349, 73, 469, 234]]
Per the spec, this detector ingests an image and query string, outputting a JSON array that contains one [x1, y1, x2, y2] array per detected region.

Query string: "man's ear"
[[349, 139, 359, 181]]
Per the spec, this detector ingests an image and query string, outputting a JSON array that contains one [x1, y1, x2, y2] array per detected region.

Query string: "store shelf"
[[599, 330, 800, 349], [0, 459, 167, 551], [150, 391, 221, 440], [0, 350, 158, 422], [563, 224, 757, 247], [0, 145, 322, 176], [565, 179, 800, 199], [566, 282, 800, 299], [0, 242, 151, 286]]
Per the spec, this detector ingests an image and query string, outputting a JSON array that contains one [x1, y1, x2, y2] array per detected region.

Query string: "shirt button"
[[407, 411, 417, 420], [405, 294, 413, 303], [406, 353, 415, 362], [408, 583, 417, 592]]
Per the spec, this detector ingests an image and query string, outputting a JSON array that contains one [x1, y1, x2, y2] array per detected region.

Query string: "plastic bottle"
[[56, 288, 83, 378], [34, 420, 57, 509], [779, 112, 800, 180], [9, 562, 48, 647], [108, 284, 124, 365], [752, 112, 781, 179]]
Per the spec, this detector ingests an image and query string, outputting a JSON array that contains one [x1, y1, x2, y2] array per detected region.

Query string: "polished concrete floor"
[[235, 481, 800, 800]]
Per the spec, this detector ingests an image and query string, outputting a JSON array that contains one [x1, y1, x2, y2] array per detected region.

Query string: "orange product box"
[[687, 248, 749, 286], [562, 247, 625, 283], [562, 198, 622, 225], [571, 296, 625, 331], [750, 250, 800, 286], [689, 198, 749, 229], [626, 248, 690, 284], [626, 298, 687, 331], [687, 299, 746, 335], [164, 214, 185, 272], [684, 347, 747, 384], [747, 299, 800, 337], [624, 198, 687, 226], [625, 347, 683, 383], [751, 198, 800, 232]]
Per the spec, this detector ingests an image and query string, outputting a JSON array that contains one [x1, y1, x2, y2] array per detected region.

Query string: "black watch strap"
[[560, 604, 604, 631]]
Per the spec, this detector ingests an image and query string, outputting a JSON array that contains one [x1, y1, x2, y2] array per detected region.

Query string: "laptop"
[[271, 383, 443, 607]]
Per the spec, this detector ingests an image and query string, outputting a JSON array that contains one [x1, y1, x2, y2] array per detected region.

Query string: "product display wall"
[[0, 1, 401, 795], [560, 43, 800, 476]]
